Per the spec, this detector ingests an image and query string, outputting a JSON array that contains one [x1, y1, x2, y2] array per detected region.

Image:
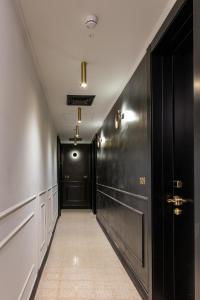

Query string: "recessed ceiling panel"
[[67, 95, 95, 106]]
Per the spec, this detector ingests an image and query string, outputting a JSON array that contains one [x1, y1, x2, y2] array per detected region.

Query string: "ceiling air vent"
[[67, 95, 95, 106], [69, 137, 82, 141]]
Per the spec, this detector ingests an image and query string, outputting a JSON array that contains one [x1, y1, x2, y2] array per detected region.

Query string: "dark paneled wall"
[[96, 55, 150, 298]]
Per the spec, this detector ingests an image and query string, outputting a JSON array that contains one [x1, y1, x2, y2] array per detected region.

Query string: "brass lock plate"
[[174, 207, 182, 216], [139, 177, 146, 185], [173, 180, 183, 188]]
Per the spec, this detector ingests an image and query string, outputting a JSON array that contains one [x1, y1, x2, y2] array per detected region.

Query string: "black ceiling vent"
[[69, 137, 82, 141], [67, 95, 95, 106]]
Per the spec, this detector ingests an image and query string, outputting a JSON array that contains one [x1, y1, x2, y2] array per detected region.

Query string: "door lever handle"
[[83, 175, 88, 179], [167, 195, 187, 206]]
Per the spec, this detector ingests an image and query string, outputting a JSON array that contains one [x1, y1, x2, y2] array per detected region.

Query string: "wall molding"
[[97, 189, 144, 215], [53, 190, 58, 196], [18, 264, 35, 300], [0, 213, 35, 250], [38, 183, 58, 196], [48, 183, 57, 191], [38, 190, 46, 196], [40, 202, 45, 208], [97, 183, 148, 201], [97, 217, 148, 300], [40, 202, 46, 251], [0, 196, 36, 221]]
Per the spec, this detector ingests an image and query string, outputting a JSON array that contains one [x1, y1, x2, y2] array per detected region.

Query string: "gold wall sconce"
[[115, 110, 124, 129], [97, 136, 101, 148]]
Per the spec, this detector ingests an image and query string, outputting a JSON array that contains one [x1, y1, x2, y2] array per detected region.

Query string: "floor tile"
[[35, 210, 141, 300]]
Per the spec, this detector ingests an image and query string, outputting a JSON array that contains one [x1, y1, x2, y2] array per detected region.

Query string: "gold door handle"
[[167, 195, 188, 216], [167, 195, 187, 206]]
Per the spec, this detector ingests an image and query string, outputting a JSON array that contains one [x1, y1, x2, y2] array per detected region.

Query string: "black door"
[[91, 138, 97, 214], [61, 144, 91, 208], [151, 2, 194, 300], [57, 136, 61, 216]]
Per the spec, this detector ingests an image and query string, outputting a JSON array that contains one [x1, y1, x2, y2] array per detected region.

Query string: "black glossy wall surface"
[[96, 55, 150, 298]]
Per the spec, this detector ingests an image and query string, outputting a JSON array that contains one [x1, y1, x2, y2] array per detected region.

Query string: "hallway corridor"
[[35, 210, 141, 300]]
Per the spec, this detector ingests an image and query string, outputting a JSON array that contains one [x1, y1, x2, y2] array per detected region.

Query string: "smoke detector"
[[85, 15, 98, 29]]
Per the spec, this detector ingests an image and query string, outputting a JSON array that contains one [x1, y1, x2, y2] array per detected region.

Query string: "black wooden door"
[[61, 144, 91, 208], [151, 2, 194, 299]]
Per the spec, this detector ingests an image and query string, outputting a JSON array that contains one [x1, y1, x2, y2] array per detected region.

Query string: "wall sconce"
[[97, 136, 101, 148], [81, 61, 87, 88], [75, 125, 79, 138], [78, 107, 82, 124], [115, 110, 124, 129]]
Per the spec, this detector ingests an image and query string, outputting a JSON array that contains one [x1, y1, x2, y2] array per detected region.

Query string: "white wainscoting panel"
[[38, 191, 47, 269], [0, 185, 58, 300]]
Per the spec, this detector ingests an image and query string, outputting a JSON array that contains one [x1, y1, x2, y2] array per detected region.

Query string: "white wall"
[[0, 1, 58, 299]]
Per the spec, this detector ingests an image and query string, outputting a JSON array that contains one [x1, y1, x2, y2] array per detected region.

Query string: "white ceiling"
[[17, 0, 175, 143]]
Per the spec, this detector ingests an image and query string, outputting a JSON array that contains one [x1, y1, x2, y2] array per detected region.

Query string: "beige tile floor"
[[35, 210, 141, 300]]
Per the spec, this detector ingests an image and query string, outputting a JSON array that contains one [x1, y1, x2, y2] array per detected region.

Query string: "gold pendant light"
[[81, 61, 87, 88], [78, 107, 82, 124], [75, 125, 79, 138], [74, 139, 77, 146]]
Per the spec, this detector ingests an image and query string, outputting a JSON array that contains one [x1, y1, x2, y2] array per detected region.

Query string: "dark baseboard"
[[96, 216, 148, 300], [29, 216, 59, 300]]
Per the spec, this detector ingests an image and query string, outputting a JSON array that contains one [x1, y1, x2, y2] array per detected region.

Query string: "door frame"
[[60, 143, 92, 209], [57, 136, 61, 217], [149, 0, 199, 299], [91, 136, 97, 214], [194, 0, 200, 299]]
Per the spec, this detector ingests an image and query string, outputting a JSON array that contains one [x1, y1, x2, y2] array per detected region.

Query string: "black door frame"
[[60, 144, 91, 209], [57, 136, 61, 217], [91, 136, 97, 214], [149, 0, 200, 299], [194, 0, 200, 299]]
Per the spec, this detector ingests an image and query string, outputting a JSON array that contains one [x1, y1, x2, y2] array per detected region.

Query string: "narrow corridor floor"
[[35, 210, 141, 300]]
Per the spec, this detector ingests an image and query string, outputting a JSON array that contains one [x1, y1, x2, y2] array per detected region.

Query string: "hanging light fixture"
[[75, 125, 79, 138], [74, 137, 77, 146], [81, 61, 87, 88], [78, 107, 82, 124]]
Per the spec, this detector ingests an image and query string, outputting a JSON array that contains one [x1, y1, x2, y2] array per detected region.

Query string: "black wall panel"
[[96, 55, 150, 298]]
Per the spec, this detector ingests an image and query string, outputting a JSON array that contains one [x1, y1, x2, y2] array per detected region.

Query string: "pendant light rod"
[[81, 61, 87, 88]]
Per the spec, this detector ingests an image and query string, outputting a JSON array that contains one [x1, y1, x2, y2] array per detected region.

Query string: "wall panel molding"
[[18, 264, 35, 300], [0, 213, 35, 250], [0, 195, 36, 220], [97, 189, 144, 215], [38, 190, 46, 196], [40, 202, 46, 252], [97, 183, 148, 201]]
